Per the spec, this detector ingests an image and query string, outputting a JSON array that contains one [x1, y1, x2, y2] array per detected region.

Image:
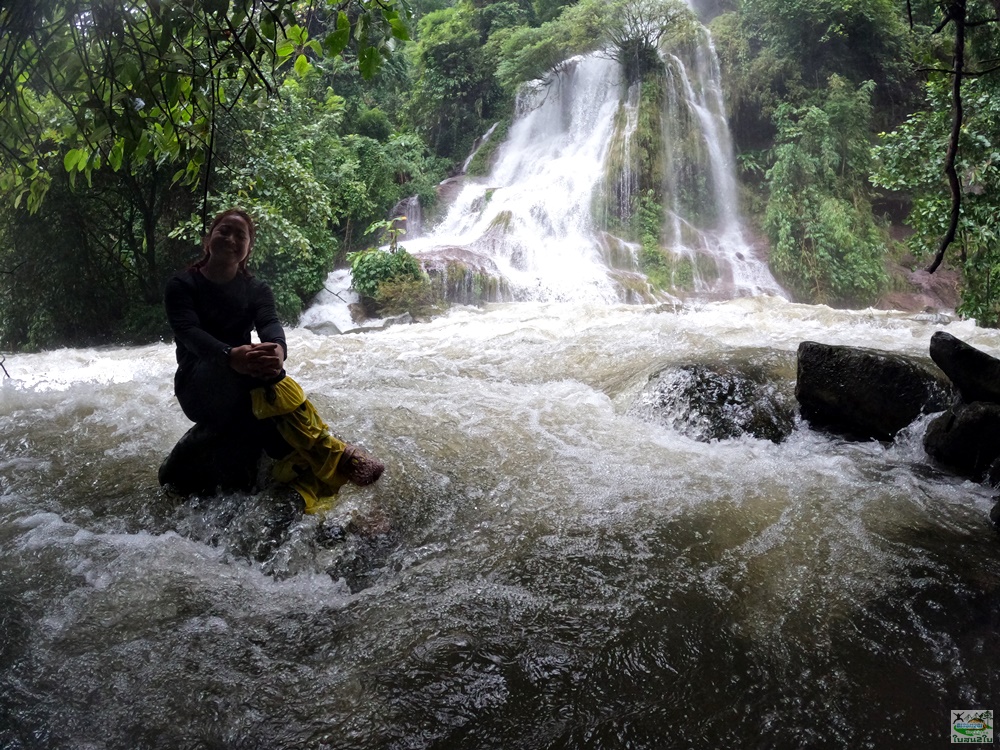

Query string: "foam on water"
[[1, 299, 998, 747]]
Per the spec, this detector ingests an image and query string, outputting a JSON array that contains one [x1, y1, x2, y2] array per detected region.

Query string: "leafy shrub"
[[764, 77, 888, 306], [349, 248, 423, 299]]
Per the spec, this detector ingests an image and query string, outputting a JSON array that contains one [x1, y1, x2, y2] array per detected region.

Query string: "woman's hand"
[[228, 342, 284, 378]]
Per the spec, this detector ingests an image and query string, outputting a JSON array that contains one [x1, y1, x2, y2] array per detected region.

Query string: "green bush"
[[349, 248, 424, 299]]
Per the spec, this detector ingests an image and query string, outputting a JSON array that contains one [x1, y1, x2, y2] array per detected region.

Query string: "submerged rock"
[[795, 341, 954, 441], [158, 423, 262, 495], [631, 354, 796, 443]]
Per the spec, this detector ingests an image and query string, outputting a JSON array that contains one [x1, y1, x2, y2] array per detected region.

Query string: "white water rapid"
[[2, 298, 998, 747]]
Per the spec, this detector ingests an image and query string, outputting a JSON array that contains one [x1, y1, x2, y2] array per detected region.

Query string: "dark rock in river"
[[796, 341, 954, 441], [921, 334, 1000, 486], [924, 402, 1000, 484], [929, 331, 1000, 404], [630, 354, 796, 443]]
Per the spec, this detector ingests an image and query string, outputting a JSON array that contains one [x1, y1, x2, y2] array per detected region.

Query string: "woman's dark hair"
[[190, 208, 257, 276]]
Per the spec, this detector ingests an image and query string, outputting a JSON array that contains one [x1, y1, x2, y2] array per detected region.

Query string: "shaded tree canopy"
[[0, 0, 412, 215]]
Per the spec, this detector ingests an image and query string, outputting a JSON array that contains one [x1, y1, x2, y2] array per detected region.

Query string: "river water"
[[1, 296, 997, 748]]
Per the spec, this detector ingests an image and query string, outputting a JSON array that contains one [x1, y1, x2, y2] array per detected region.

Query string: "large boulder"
[[923, 402, 1000, 482], [921, 334, 1000, 486], [929, 331, 1000, 404], [796, 341, 955, 441]]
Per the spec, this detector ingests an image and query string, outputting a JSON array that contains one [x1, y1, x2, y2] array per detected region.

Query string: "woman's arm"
[[252, 282, 288, 361]]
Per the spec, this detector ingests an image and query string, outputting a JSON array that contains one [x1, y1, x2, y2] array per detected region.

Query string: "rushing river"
[[1, 297, 998, 749]]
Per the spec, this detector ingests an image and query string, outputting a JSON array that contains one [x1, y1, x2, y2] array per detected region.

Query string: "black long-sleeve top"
[[165, 268, 287, 373]]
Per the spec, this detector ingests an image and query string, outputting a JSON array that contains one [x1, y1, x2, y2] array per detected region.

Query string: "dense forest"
[[1, 0, 999, 350]]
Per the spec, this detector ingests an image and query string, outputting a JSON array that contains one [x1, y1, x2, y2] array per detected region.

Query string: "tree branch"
[[926, 0, 966, 274]]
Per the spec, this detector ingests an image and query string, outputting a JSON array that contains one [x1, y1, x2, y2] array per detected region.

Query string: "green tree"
[[409, 3, 503, 158], [175, 69, 446, 321], [0, 0, 413, 216], [605, 0, 689, 84], [765, 76, 888, 305], [873, 74, 1000, 324], [712, 0, 916, 155]]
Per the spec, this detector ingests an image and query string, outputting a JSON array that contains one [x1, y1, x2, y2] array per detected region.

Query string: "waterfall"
[[406, 55, 633, 304], [658, 27, 785, 296], [394, 16, 784, 306]]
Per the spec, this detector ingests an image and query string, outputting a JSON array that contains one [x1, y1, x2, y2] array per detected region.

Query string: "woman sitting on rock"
[[161, 208, 383, 512]]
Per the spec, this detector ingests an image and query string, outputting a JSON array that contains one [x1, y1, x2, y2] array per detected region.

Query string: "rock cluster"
[[795, 332, 1000, 528], [924, 332, 1000, 487]]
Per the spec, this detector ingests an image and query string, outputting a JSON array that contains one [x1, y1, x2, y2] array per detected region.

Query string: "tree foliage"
[[874, 74, 1000, 324], [765, 76, 888, 305], [604, 0, 690, 84], [0, 0, 412, 215]]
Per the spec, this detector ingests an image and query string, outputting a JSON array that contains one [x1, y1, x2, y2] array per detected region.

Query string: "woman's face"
[[208, 214, 252, 265]]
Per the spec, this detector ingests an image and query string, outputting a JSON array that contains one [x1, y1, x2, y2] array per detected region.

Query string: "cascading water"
[[406, 54, 633, 304], [398, 8, 784, 306], [659, 27, 784, 296]]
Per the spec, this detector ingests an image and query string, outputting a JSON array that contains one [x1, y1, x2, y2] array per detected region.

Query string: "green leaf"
[[389, 17, 410, 41], [276, 39, 295, 59], [323, 12, 351, 56], [324, 28, 350, 57], [108, 138, 125, 171], [260, 15, 276, 41], [286, 24, 306, 45], [63, 148, 86, 172], [358, 46, 381, 79], [294, 54, 311, 77], [244, 25, 257, 54]]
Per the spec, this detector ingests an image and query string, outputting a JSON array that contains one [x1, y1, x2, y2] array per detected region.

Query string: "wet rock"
[[340, 311, 414, 334], [796, 341, 954, 441], [631, 359, 796, 443], [420, 249, 509, 305], [326, 527, 400, 593], [991, 499, 1000, 531], [923, 402, 1000, 483], [929, 331, 1000, 404]]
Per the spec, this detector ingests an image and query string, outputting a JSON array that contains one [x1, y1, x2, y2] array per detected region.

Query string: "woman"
[[162, 208, 382, 510], [165, 208, 287, 434]]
